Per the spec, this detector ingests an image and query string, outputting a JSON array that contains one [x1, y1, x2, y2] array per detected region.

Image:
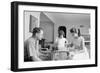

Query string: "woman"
[[69, 28, 89, 60], [53, 30, 69, 60]]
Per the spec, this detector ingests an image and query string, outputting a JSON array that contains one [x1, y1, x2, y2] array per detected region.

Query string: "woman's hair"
[[32, 27, 43, 36], [78, 28, 81, 37], [70, 28, 77, 33], [58, 30, 65, 37], [70, 28, 81, 37]]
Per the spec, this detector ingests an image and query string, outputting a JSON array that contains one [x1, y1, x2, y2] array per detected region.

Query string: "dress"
[[72, 36, 89, 60]]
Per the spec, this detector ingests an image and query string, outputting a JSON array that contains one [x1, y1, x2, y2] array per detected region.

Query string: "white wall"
[[40, 22, 54, 42], [40, 12, 54, 42], [0, 0, 99, 73], [45, 12, 90, 42]]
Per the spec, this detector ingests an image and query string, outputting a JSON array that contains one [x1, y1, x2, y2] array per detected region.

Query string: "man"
[[24, 27, 43, 61]]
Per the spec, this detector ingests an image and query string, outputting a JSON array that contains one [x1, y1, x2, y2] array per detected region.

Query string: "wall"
[[40, 12, 54, 42], [40, 22, 54, 42], [0, 0, 99, 73], [45, 12, 90, 42]]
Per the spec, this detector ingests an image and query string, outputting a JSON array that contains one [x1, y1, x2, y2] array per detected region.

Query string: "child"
[[53, 30, 69, 60], [55, 30, 68, 51]]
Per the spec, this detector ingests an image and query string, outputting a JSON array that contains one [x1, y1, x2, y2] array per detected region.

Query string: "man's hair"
[[58, 30, 65, 37], [32, 27, 43, 36]]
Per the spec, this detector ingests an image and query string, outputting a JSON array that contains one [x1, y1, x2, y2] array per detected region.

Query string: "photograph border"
[[11, 1, 98, 72]]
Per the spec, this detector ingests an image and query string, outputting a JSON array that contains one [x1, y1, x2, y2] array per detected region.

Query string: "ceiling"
[[43, 12, 90, 28]]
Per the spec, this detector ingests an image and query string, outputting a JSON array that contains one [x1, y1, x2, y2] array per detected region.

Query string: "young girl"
[[53, 30, 69, 60], [70, 28, 89, 60]]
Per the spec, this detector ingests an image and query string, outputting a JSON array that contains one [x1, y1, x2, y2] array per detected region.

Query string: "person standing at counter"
[[53, 30, 68, 60]]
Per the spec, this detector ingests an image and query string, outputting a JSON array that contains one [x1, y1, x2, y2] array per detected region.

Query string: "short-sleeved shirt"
[[55, 37, 68, 51], [24, 37, 39, 59]]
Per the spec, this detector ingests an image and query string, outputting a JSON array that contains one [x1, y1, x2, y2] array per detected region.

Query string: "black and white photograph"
[[24, 11, 91, 62], [11, 1, 97, 71]]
